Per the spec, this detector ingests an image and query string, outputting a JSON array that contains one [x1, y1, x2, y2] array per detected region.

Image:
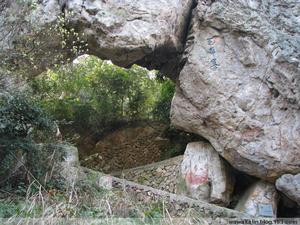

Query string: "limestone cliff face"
[[171, 0, 300, 181], [0, 0, 194, 79], [63, 0, 194, 74], [1, 0, 299, 181]]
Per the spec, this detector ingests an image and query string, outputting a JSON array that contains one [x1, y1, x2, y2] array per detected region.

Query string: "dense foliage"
[[30, 56, 175, 134], [153, 79, 175, 123], [1, 55, 177, 190], [0, 93, 57, 187], [0, 55, 177, 190], [0, 94, 54, 139]]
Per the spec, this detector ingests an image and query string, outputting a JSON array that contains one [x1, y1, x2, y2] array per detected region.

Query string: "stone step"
[[111, 155, 183, 193], [80, 166, 249, 224]]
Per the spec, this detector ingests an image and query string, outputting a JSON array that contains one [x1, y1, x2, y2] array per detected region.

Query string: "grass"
[[0, 158, 212, 225], [0, 180, 210, 225]]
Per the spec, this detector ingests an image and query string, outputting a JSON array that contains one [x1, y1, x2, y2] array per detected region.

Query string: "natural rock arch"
[[1, 0, 299, 181]]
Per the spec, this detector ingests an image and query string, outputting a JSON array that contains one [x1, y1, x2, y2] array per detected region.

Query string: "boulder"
[[171, 0, 300, 181], [64, 0, 194, 73], [276, 174, 300, 205], [51, 143, 112, 190], [56, 143, 80, 185], [0, 143, 79, 187], [0, 0, 194, 81], [1, 0, 300, 182], [235, 181, 278, 217], [0, 0, 67, 78], [177, 141, 234, 206]]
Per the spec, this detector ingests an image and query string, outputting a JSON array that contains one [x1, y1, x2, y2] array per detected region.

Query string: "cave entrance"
[[30, 55, 198, 174]]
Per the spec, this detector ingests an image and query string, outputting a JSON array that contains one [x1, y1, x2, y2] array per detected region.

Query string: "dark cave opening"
[[228, 165, 259, 209], [277, 194, 300, 218], [228, 167, 300, 218]]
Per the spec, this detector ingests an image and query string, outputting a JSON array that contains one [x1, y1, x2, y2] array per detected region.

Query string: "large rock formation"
[[64, 0, 194, 73], [276, 174, 300, 205], [0, 0, 194, 80], [177, 142, 234, 206], [0, 0, 65, 78], [171, 0, 300, 181], [1, 0, 299, 181], [53, 143, 113, 190]]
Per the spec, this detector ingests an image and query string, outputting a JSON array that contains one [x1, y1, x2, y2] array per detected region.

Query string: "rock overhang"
[[1, 0, 300, 181]]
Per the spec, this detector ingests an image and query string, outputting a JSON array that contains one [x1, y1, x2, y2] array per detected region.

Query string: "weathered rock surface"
[[0, 0, 194, 81], [171, 0, 300, 181], [1, 0, 300, 182], [65, 0, 194, 73], [54, 144, 113, 189], [276, 174, 300, 205], [235, 181, 278, 217], [56, 143, 81, 185], [177, 142, 234, 206], [0, 0, 66, 78]]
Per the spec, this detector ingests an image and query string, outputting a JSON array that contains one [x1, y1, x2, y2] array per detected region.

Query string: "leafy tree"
[[30, 56, 172, 134], [152, 79, 175, 123]]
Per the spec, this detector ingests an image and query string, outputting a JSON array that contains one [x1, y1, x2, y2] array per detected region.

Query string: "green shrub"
[[30, 56, 174, 134], [152, 79, 175, 123], [0, 93, 57, 188], [0, 93, 54, 139]]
